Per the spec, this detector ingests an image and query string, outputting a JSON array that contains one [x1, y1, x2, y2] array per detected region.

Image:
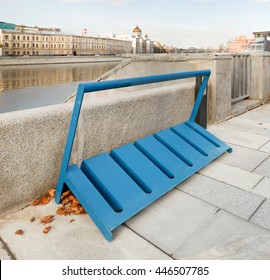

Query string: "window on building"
[[36, 37, 38, 41], [27, 36, 29, 40], [13, 35, 16, 40], [27, 51, 30, 55], [27, 43, 29, 47], [23, 51, 26, 55], [23, 43, 25, 48], [51, 44, 53, 48], [17, 36, 20, 40], [33, 43, 35, 48], [17, 43, 20, 47], [5, 51, 9, 55], [23, 36, 25, 40], [5, 35, 9, 40], [13, 43, 16, 47], [17, 51, 20, 55], [5, 42, 9, 47], [33, 36, 35, 40], [36, 44, 38, 48], [42, 44, 44, 48]]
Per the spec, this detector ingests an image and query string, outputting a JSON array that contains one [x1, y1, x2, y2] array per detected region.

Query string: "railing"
[[231, 54, 250, 103]]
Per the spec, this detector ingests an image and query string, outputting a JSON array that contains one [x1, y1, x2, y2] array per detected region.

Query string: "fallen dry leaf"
[[48, 188, 56, 198], [39, 196, 52, 205], [61, 198, 70, 205], [56, 206, 68, 215], [43, 226, 52, 234], [32, 198, 41, 206], [62, 190, 71, 198], [70, 219, 75, 223], [15, 229, 23, 235], [30, 217, 35, 222], [40, 215, 54, 224]]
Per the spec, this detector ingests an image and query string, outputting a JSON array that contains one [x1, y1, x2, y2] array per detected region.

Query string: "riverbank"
[[0, 55, 123, 66]]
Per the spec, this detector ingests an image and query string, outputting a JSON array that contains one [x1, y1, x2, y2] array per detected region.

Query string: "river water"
[[0, 62, 119, 113]]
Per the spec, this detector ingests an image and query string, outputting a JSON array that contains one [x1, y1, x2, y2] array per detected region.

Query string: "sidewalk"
[[1, 102, 270, 260]]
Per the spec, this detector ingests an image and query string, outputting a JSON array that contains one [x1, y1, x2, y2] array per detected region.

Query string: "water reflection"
[[0, 62, 118, 92], [0, 62, 119, 113]]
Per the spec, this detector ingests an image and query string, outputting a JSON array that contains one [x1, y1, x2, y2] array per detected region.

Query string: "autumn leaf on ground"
[[39, 196, 52, 205], [56, 206, 68, 215], [32, 188, 55, 207], [40, 215, 54, 224], [32, 198, 41, 206], [30, 217, 35, 222], [32, 195, 51, 206], [70, 219, 75, 223], [15, 229, 23, 235], [48, 188, 56, 198], [57, 191, 86, 216], [62, 190, 71, 198], [43, 226, 52, 234]]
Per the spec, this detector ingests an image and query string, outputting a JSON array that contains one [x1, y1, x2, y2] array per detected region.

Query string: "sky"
[[1, 0, 270, 48]]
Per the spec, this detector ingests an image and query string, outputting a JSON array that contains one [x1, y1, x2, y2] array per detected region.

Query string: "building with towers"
[[131, 25, 154, 54]]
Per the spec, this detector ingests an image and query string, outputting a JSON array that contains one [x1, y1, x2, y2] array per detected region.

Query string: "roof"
[[133, 25, 142, 33]]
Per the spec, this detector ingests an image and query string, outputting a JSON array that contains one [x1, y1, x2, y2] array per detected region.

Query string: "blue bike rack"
[[55, 70, 232, 241]]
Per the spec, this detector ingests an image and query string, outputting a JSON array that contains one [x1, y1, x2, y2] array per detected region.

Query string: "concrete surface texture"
[[100, 55, 232, 123], [0, 82, 194, 217], [0, 102, 269, 260]]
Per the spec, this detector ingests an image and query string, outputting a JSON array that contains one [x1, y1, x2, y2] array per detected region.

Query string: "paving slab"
[[259, 128, 270, 137], [178, 174, 265, 220], [253, 157, 270, 178], [238, 106, 270, 124], [259, 141, 270, 153], [0, 201, 171, 260], [199, 162, 263, 191], [208, 125, 270, 150], [216, 144, 269, 172], [251, 177, 270, 199], [126, 189, 217, 255], [0, 239, 12, 260], [173, 210, 270, 260], [250, 199, 270, 231], [220, 116, 268, 134]]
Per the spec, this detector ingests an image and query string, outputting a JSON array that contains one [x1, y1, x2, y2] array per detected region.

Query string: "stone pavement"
[[0, 103, 270, 260]]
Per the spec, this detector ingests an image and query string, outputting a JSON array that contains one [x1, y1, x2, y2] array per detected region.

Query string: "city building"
[[131, 25, 154, 54], [227, 35, 255, 53], [0, 22, 132, 56], [99, 25, 155, 54]]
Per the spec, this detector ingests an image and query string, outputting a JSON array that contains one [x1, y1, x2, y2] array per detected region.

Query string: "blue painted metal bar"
[[55, 69, 232, 242], [189, 75, 209, 122]]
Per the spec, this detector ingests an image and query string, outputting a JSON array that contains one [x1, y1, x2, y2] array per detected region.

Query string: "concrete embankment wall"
[[0, 56, 123, 66], [100, 55, 233, 123], [0, 82, 194, 217]]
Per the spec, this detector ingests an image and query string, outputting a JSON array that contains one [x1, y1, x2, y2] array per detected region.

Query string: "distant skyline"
[[1, 0, 270, 48]]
